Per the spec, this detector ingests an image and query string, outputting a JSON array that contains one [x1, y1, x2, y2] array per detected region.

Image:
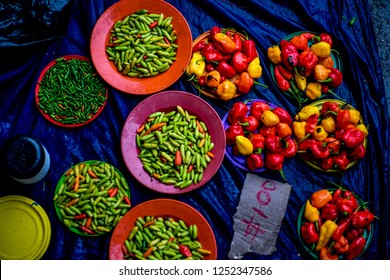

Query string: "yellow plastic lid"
[[0, 195, 51, 260]]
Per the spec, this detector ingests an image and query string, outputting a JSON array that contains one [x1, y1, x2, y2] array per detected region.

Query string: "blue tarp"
[[0, 0, 389, 260]]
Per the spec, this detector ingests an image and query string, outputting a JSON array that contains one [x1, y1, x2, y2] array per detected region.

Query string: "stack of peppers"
[[292, 101, 368, 171], [186, 26, 267, 101], [300, 186, 376, 260], [225, 99, 297, 181], [267, 32, 343, 105]]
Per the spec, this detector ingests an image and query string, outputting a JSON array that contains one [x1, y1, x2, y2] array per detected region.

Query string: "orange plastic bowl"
[[90, 0, 193, 94]]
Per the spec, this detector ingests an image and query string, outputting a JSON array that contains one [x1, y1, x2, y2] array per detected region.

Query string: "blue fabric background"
[[0, 0, 389, 260]]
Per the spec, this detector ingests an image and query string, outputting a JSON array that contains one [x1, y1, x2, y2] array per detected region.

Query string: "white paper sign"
[[228, 173, 292, 259]]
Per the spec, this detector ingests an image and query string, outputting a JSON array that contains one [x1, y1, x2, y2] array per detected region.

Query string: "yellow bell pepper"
[[311, 42, 331, 58], [292, 121, 307, 141], [235, 135, 253, 155], [305, 82, 322, 100], [315, 220, 338, 251], [247, 57, 262, 78], [261, 110, 280, 127], [320, 116, 336, 133], [313, 126, 328, 141], [294, 70, 307, 91], [216, 80, 237, 101], [348, 109, 361, 125], [267, 45, 282, 64], [304, 200, 319, 223], [205, 70, 221, 88], [356, 123, 369, 137], [186, 52, 205, 79], [295, 105, 320, 121]]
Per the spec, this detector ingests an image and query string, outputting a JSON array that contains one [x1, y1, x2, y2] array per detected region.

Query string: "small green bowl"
[[53, 160, 131, 236], [297, 188, 374, 259]]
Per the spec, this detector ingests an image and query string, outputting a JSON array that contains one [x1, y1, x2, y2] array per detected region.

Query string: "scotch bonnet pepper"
[[213, 32, 237, 54]]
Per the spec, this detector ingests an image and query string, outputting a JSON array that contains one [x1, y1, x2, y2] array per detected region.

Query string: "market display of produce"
[[222, 99, 297, 181], [186, 26, 267, 100], [293, 99, 368, 172], [268, 31, 343, 106], [1, 0, 386, 262], [297, 185, 375, 260]]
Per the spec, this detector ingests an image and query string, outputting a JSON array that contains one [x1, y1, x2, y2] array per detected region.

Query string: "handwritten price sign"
[[228, 174, 292, 259]]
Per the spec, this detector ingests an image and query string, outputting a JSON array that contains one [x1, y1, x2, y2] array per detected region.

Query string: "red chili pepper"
[[246, 153, 264, 170], [349, 143, 367, 160], [232, 51, 249, 73], [305, 114, 319, 134], [249, 101, 270, 121], [201, 43, 224, 62], [108, 187, 119, 197], [274, 64, 294, 94], [228, 101, 248, 124], [123, 195, 131, 206], [280, 137, 298, 158], [298, 49, 319, 76], [216, 60, 236, 79], [259, 125, 277, 138], [74, 213, 87, 220], [331, 188, 343, 203], [264, 135, 282, 153], [351, 210, 375, 229], [301, 222, 319, 244], [193, 41, 207, 53], [340, 127, 365, 148], [239, 115, 259, 132], [334, 194, 358, 216], [331, 216, 352, 241], [209, 26, 221, 40], [225, 123, 245, 145], [346, 236, 366, 260], [241, 39, 257, 62], [321, 203, 339, 220], [179, 244, 192, 257], [272, 107, 293, 125], [233, 33, 242, 51], [149, 21, 158, 29], [319, 68, 343, 87], [79, 225, 96, 235], [250, 133, 265, 153], [324, 137, 341, 154], [276, 65, 293, 80], [280, 39, 299, 70]]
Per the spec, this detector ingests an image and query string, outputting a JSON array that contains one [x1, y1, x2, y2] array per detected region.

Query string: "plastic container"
[[2, 135, 50, 184]]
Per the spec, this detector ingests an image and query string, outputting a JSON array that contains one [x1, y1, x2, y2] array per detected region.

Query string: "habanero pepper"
[[216, 61, 237, 79], [265, 152, 286, 181], [333, 235, 349, 254], [345, 227, 364, 242], [186, 52, 205, 79], [292, 121, 307, 142], [332, 151, 350, 170], [250, 101, 270, 121], [318, 67, 343, 88], [225, 123, 244, 145], [295, 105, 320, 121], [232, 51, 249, 73], [301, 222, 319, 244], [313, 126, 329, 142], [351, 209, 375, 229], [320, 157, 334, 170], [310, 141, 331, 160], [319, 247, 339, 260], [321, 115, 336, 133], [290, 33, 310, 51], [264, 135, 282, 154], [311, 41, 331, 58], [228, 101, 248, 124], [209, 26, 221, 40], [324, 137, 340, 153], [205, 70, 221, 88], [318, 56, 335, 69], [340, 127, 365, 148], [192, 40, 207, 53], [305, 82, 322, 100], [346, 236, 366, 260], [321, 101, 341, 116], [298, 49, 319, 76], [232, 33, 243, 51], [235, 72, 254, 94], [216, 79, 237, 100], [298, 138, 316, 160], [349, 143, 367, 161], [235, 135, 254, 155], [250, 133, 265, 154], [239, 115, 260, 132], [201, 43, 224, 62], [334, 193, 358, 216], [261, 110, 280, 127], [311, 189, 332, 209], [259, 124, 277, 138], [247, 57, 263, 79], [280, 39, 299, 70], [267, 45, 282, 64], [321, 203, 339, 220], [276, 122, 292, 138], [335, 109, 351, 128], [314, 64, 331, 80], [241, 38, 258, 62], [280, 137, 298, 158], [246, 153, 264, 170], [213, 32, 237, 54]]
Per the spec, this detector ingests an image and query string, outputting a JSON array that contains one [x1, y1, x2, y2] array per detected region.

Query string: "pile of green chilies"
[[38, 57, 107, 125]]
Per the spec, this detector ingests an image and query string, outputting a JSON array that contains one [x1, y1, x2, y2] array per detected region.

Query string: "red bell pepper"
[[310, 141, 331, 159], [280, 137, 298, 158], [335, 109, 351, 128], [216, 61, 236, 79], [232, 51, 249, 73], [225, 123, 245, 145], [232, 33, 242, 51], [272, 107, 293, 125], [246, 153, 264, 170], [298, 49, 319, 76], [259, 125, 277, 138], [264, 135, 282, 153], [193, 40, 207, 53], [351, 210, 375, 229], [340, 127, 365, 148], [250, 133, 265, 154], [301, 222, 319, 244], [249, 101, 270, 121], [265, 152, 286, 181], [227, 101, 248, 124], [280, 39, 299, 70], [241, 39, 257, 62], [346, 236, 366, 260]]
